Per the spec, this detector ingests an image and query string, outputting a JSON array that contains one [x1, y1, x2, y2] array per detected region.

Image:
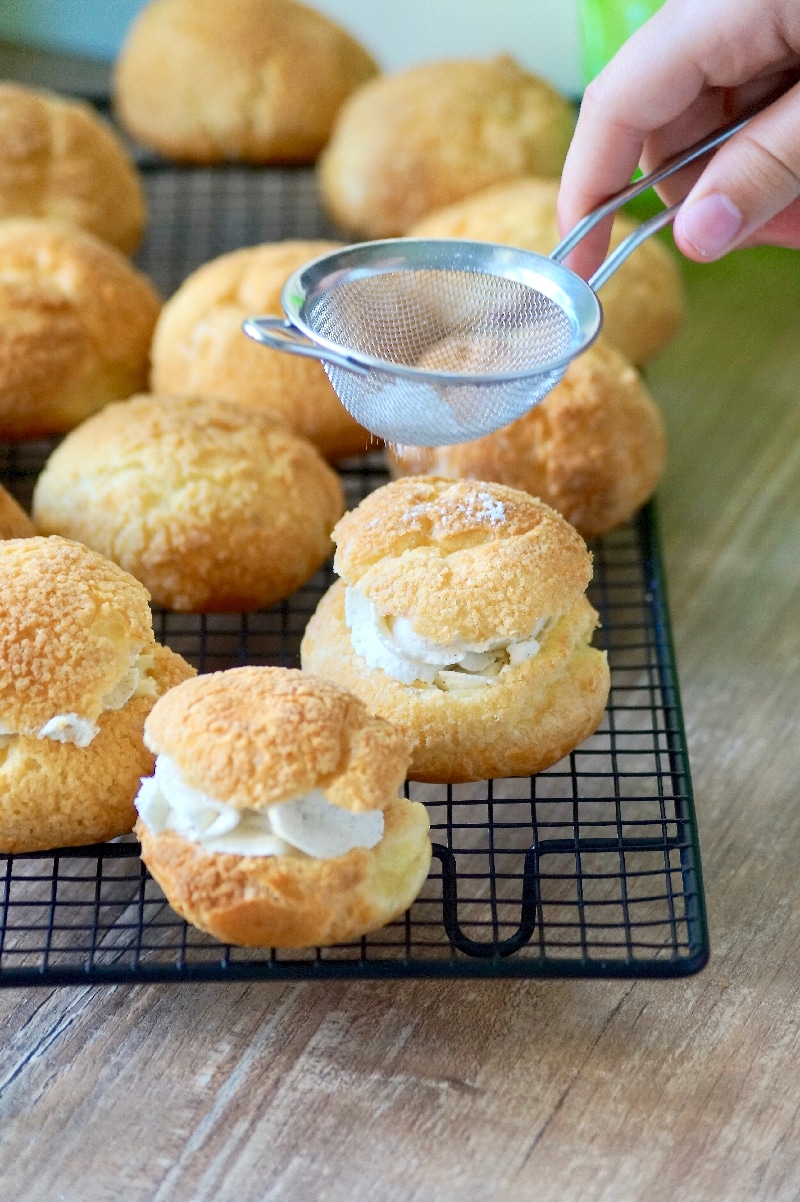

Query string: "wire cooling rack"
[[0, 165, 708, 984]]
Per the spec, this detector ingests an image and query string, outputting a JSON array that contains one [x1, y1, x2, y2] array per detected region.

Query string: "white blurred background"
[[0, 0, 583, 95]]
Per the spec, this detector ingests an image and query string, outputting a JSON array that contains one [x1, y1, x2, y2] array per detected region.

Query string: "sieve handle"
[[550, 101, 763, 267], [242, 316, 370, 375], [587, 202, 680, 290]]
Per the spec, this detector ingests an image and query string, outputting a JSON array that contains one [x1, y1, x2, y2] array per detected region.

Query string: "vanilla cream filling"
[[344, 586, 553, 690], [0, 648, 159, 748], [135, 754, 385, 860]]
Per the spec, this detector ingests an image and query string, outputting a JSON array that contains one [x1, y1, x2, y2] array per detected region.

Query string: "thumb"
[[738, 200, 800, 248], [674, 83, 800, 260]]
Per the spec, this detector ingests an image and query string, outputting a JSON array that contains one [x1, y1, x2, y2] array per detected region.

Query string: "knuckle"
[[580, 77, 607, 112], [580, 75, 634, 133], [741, 129, 800, 197], [578, 73, 624, 122]]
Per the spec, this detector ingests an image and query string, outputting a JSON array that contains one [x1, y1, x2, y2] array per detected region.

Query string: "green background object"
[[578, 0, 664, 83]]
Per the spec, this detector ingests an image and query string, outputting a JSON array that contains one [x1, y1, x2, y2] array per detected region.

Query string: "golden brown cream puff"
[[135, 667, 431, 947], [113, 0, 379, 164], [149, 240, 374, 461], [318, 55, 575, 237], [0, 219, 160, 438], [32, 393, 345, 612], [0, 537, 194, 852], [301, 478, 610, 782], [0, 82, 147, 254]]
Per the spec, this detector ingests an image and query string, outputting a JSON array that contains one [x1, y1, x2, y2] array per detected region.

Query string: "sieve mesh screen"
[[307, 268, 575, 372]]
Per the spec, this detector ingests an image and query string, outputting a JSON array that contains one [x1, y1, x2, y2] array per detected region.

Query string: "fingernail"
[[678, 193, 743, 259]]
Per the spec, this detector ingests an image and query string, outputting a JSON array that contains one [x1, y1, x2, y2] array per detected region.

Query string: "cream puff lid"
[[331, 477, 593, 647]]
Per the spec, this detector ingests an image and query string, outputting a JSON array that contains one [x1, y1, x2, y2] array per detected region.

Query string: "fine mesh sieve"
[[244, 107, 759, 446]]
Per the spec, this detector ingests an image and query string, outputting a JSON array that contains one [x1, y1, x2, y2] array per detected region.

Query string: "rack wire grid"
[[0, 163, 709, 985]]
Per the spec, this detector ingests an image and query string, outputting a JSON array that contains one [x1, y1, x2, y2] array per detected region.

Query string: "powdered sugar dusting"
[[447, 489, 506, 527], [398, 489, 507, 530], [476, 491, 506, 524], [393, 502, 433, 530]]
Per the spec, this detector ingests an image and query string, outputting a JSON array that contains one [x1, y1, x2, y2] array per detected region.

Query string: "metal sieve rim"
[[278, 238, 603, 385]]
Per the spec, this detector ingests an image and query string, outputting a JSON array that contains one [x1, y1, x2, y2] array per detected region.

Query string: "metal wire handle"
[[242, 317, 371, 373], [553, 102, 764, 289]]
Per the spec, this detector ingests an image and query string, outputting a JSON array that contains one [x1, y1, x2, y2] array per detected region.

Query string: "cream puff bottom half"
[[301, 581, 611, 783], [0, 644, 192, 852], [137, 796, 432, 949]]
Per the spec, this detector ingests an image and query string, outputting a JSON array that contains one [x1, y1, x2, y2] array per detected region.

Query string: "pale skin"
[[557, 0, 800, 278]]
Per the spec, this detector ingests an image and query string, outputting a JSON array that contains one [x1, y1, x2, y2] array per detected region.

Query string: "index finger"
[[556, 0, 782, 277]]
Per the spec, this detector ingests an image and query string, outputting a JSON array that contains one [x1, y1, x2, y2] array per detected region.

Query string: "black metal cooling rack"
[[0, 165, 708, 984]]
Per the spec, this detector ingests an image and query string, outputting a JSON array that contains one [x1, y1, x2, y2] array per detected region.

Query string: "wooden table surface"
[[0, 47, 799, 1196]]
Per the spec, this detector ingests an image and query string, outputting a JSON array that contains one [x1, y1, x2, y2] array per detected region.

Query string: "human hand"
[[557, 0, 800, 278]]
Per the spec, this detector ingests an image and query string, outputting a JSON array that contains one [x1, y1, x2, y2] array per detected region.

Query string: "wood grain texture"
[[1, 244, 799, 1201]]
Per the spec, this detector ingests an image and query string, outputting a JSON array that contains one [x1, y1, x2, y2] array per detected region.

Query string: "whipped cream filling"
[[135, 754, 385, 860], [344, 586, 552, 690], [0, 648, 159, 748]]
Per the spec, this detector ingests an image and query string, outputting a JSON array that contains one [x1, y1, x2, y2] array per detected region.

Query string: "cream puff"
[[410, 176, 684, 366], [301, 478, 610, 782], [318, 55, 575, 238], [113, 0, 379, 164], [387, 340, 667, 539], [0, 219, 160, 438], [32, 394, 345, 612], [149, 240, 373, 461], [0, 82, 147, 254], [0, 537, 195, 852], [135, 667, 432, 948]]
